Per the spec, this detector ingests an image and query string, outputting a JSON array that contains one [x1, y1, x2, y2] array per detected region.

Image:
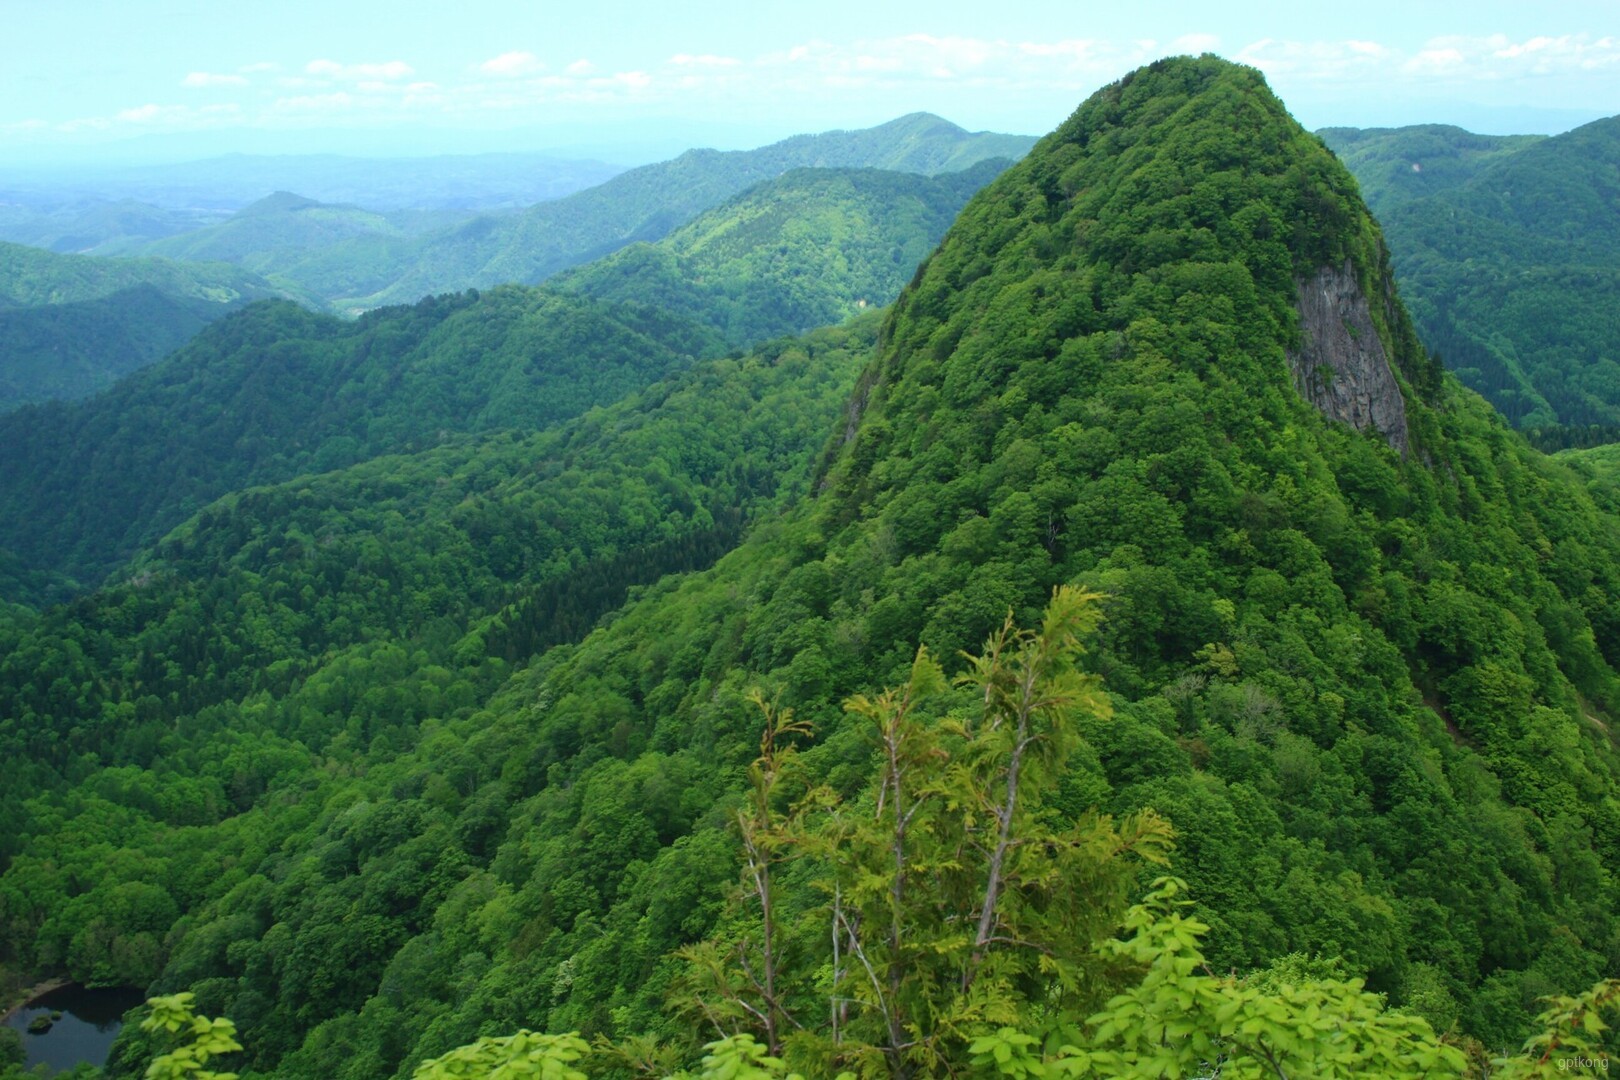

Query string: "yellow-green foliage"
[[139, 993, 242, 1080], [411, 1030, 591, 1080]]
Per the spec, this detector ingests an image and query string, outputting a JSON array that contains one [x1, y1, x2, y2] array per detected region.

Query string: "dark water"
[[3, 983, 146, 1075]]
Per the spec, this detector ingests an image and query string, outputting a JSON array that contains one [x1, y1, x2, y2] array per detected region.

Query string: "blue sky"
[[3, 0, 1617, 162]]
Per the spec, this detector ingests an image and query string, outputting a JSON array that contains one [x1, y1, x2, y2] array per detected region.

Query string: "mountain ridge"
[[343, 112, 1036, 309], [0, 240, 305, 411], [551, 159, 1012, 347], [1327, 114, 1620, 429], [1, 56, 1618, 1075]]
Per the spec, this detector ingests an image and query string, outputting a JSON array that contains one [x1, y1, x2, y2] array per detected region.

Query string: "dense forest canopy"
[[0, 241, 301, 413], [552, 161, 1010, 348], [1326, 117, 1620, 431], [2, 54, 1620, 1080], [0, 287, 724, 596]]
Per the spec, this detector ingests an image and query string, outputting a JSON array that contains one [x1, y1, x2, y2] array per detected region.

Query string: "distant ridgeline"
[[0, 152, 1020, 599], [0, 56, 1618, 1078], [0, 287, 727, 596], [1323, 117, 1620, 433], [550, 159, 1011, 347], [82, 113, 1036, 314], [0, 241, 296, 411], [351, 112, 1035, 311]]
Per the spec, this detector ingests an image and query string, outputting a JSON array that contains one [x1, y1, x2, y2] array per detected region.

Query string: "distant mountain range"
[[552, 158, 1012, 346], [0, 150, 1024, 590], [0, 150, 625, 217], [0, 112, 1034, 417], [93, 191, 473, 303], [348, 112, 1034, 311], [1323, 116, 1620, 430], [68, 112, 1034, 314]]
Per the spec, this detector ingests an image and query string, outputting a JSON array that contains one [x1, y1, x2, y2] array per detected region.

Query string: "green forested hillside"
[[0, 240, 288, 308], [0, 285, 229, 408], [0, 288, 723, 593], [1317, 125, 1544, 215], [3, 57, 1620, 1079], [0, 241, 301, 411], [1560, 442, 1620, 511], [104, 193, 475, 303], [553, 160, 1008, 346], [345, 113, 1035, 311], [1329, 116, 1620, 429], [0, 318, 874, 1049]]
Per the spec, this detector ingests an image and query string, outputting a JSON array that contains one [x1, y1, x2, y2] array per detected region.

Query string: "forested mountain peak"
[[479, 52, 1619, 1056], [837, 53, 1437, 505], [5, 55, 1620, 1078]]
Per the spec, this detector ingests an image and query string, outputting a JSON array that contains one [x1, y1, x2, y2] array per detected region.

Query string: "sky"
[[2, 0, 1618, 164]]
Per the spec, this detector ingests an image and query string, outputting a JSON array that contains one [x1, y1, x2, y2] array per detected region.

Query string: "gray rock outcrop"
[[1288, 261, 1410, 456]]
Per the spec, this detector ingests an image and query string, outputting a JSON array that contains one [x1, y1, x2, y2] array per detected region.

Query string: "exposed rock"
[[1289, 261, 1410, 455]]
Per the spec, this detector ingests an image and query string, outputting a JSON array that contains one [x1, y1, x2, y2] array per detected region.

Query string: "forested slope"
[[0, 241, 300, 411], [0, 285, 228, 409], [347, 113, 1034, 310], [0, 289, 723, 594], [2, 56, 1620, 1079], [0, 320, 875, 1051], [553, 160, 1007, 347], [1317, 125, 1543, 215], [1330, 116, 1620, 430]]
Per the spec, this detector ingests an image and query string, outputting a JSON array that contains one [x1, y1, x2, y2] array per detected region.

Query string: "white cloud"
[[754, 34, 1158, 93], [1405, 46, 1467, 75], [183, 71, 249, 88], [1235, 38, 1395, 81], [56, 29, 1620, 144], [304, 59, 414, 81], [107, 102, 239, 127], [1238, 31, 1620, 87], [118, 104, 166, 122], [480, 51, 543, 77]]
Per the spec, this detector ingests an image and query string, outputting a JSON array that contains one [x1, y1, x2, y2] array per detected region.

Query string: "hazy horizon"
[[4, 1, 1616, 169]]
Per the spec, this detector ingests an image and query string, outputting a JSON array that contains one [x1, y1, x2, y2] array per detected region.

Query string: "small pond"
[[3, 983, 146, 1075]]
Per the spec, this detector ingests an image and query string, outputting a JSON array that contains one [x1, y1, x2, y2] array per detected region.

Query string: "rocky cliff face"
[[1289, 261, 1410, 455]]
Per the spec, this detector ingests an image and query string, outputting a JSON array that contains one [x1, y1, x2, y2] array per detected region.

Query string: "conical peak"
[[833, 55, 1435, 501]]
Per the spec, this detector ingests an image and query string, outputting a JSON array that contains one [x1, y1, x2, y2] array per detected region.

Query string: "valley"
[[1, 41, 1619, 1080]]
